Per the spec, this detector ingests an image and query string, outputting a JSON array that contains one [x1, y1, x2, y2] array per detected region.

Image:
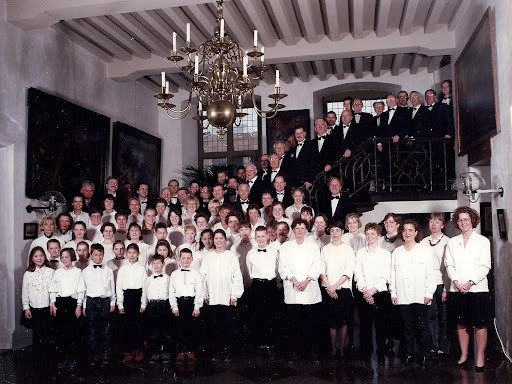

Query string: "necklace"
[[429, 234, 444, 247]]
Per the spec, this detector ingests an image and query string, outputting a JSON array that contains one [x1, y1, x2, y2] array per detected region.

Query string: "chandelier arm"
[[250, 88, 282, 119]]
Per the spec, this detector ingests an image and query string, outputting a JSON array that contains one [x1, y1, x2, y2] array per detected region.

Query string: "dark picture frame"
[[497, 209, 507, 240], [480, 202, 492, 237], [25, 88, 110, 200], [266, 109, 310, 153], [454, 7, 500, 156], [23, 223, 38, 240], [112, 122, 162, 197]]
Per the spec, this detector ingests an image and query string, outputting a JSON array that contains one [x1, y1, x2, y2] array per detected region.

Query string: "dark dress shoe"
[[420, 357, 428, 369], [456, 359, 469, 369], [401, 355, 413, 367], [475, 364, 485, 372]]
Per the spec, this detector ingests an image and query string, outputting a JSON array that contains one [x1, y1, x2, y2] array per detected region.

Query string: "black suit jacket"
[[290, 140, 318, 187], [425, 103, 454, 138], [268, 168, 292, 186], [353, 112, 376, 141], [314, 134, 338, 172], [318, 194, 354, 223], [82, 194, 102, 212], [231, 198, 255, 215], [381, 107, 411, 140], [248, 177, 265, 205], [271, 187, 294, 208], [409, 105, 430, 138]]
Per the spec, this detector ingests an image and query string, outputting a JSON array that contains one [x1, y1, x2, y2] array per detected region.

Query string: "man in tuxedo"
[[290, 126, 318, 189], [105, 176, 127, 211], [424, 89, 455, 185], [197, 185, 211, 213], [397, 90, 410, 109], [271, 175, 293, 208], [225, 177, 239, 204], [168, 179, 180, 206], [80, 180, 100, 212], [409, 91, 429, 138], [268, 153, 291, 185], [325, 111, 338, 136], [231, 182, 253, 214], [245, 163, 265, 205], [333, 110, 361, 157], [352, 98, 376, 142], [274, 140, 293, 177], [373, 101, 386, 133], [136, 182, 153, 215], [258, 154, 270, 182], [313, 118, 337, 174], [318, 177, 354, 223]]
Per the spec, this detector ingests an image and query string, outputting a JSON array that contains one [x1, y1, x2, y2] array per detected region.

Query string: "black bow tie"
[[272, 170, 278, 173], [277, 192, 284, 195], [318, 136, 325, 140], [181, 269, 190, 272], [141, 201, 147, 205], [154, 274, 163, 279], [343, 125, 349, 129], [49, 259, 59, 263], [257, 249, 267, 252], [331, 195, 340, 200], [241, 201, 249, 205], [354, 113, 361, 115], [93, 264, 102, 269], [297, 143, 303, 146], [389, 108, 396, 111]]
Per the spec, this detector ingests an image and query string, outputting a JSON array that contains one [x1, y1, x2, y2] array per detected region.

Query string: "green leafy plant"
[[181, 164, 236, 186]]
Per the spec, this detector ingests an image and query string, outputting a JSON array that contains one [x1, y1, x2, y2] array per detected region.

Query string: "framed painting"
[[454, 7, 500, 156], [26, 88, 110, 201], [266, 109, 310, 153], [480, 202, 492, 237], [112, 122, 162, 197]]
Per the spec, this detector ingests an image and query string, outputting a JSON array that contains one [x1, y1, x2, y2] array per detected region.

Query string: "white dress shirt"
[[22, 266, 54, 309], [141, 272, 169, 308], [444, 232, 491, 293], [49, 267, 86, 305], [420, 234, 450, 289], [169, 268, 204, 310], [320, 242, 356, 290], [278, 239, 322, 305], [306, 232, 330, 249], [354, 245, 391, 292], [341, 232, 367, 252], [200, 250, 244, 305], [81, 264, 116, 307], [124, 240, 150, 267], [390, 243, 436, 305], [29, 234, 63, 257], [69, 211, 91, 228], [246, 246, 278, 280], [116, 261, 147, 309]]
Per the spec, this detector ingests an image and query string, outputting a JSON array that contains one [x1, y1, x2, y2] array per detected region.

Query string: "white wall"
[[454, 0, 512, 357], [0, 0, 158, 348]]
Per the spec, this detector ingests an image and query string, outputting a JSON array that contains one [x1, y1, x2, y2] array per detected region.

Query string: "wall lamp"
[[452, 171, 504, 203]]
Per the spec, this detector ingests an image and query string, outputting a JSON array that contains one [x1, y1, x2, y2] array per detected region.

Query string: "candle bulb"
[[161, 71, 165, 88], [172, 32, 176, 52], [253, 30, 258, 47], [261, 46, 264, 63], [243, 55, 248, 77], [165, 81, 170, 94], [194, 55, 199, 75], [220, 19, 224, 38], [186, 23, 190, 43], [198, 101, 202, 112], [275, 69, 280, 88]]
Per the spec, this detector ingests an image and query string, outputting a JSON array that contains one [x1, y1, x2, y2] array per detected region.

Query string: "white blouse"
[[354, 245, 391, 293], [22, 266, 54, 309], [320, 242, 356, 290], [420, 234, 450, 290], [48, 267, 86, 305]]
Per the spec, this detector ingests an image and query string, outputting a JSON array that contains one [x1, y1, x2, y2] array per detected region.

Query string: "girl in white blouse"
[[48, 248, 85, 368], [390, 219, 436, 368], [22, 246, 54, 370]]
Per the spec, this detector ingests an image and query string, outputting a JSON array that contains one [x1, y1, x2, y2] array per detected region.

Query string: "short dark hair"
[[90, 243, 104, 254], [364, 222, 382, 235], [126, 243, 140, 253], [61, 247, 77, 262], [291, 218, 309, 229]]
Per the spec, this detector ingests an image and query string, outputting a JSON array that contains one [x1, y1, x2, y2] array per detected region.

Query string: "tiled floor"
[[1, 347, 511, 384]]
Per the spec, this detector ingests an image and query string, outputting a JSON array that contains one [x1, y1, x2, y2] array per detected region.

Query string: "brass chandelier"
[[154, 0, 286, 138]]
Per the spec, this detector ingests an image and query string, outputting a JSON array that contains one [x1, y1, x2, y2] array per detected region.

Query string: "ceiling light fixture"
[[155, 0, 286, 138]]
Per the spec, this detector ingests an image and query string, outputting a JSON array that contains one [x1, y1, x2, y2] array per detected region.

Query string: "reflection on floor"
[[1, 346, 511, 384]]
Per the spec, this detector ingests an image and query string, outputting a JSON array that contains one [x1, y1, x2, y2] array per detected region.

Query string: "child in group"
[[48, 248, 85, 368], [320, 220, 356, 361], [114, 211, 129, 241], [46, 239, 62, 269], [148, 223, 176, 257], [226, 213, 241, 247], [170, 248, 204, 364], [148, 239, 177, 276], [116, 243, 147, 363], [87, 208, 104, 242], [176, 224, 199, 255], [22, 246, 54, 371], [65, 221, 92, 251], [141, 207, 157, 245], [74, 241, 90, 270], [194, 229, 214, 271], [100, 222, 116, 263], [246, 226, 280, 359], [124, 222, 150, 267], [107, 240, 126, 282], [142, 254, 173, 364], [194, 212, 210, 242], [155, 198, 168, 224], [81, 243, 116, 366], [167, 208, 185, 247], [29, 216, 60, 257]]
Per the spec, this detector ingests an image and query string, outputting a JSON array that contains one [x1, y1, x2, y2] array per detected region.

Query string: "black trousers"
[[145, 300, 173, 355], [287, 303, 320, 355], [399, 303, 430, 359], [250, 279, 280, 347], [86, 296, 111, 355], [122, 289, 144, 351], [54, 297, 80, 359], [30, 306, 51, 368], [359, 291, 391, 357], [176, 296, 199, 352], [209, 305, 234, 354]]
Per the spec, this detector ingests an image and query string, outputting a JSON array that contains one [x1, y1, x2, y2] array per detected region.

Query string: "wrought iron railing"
[[305, 137, 455, 209]]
